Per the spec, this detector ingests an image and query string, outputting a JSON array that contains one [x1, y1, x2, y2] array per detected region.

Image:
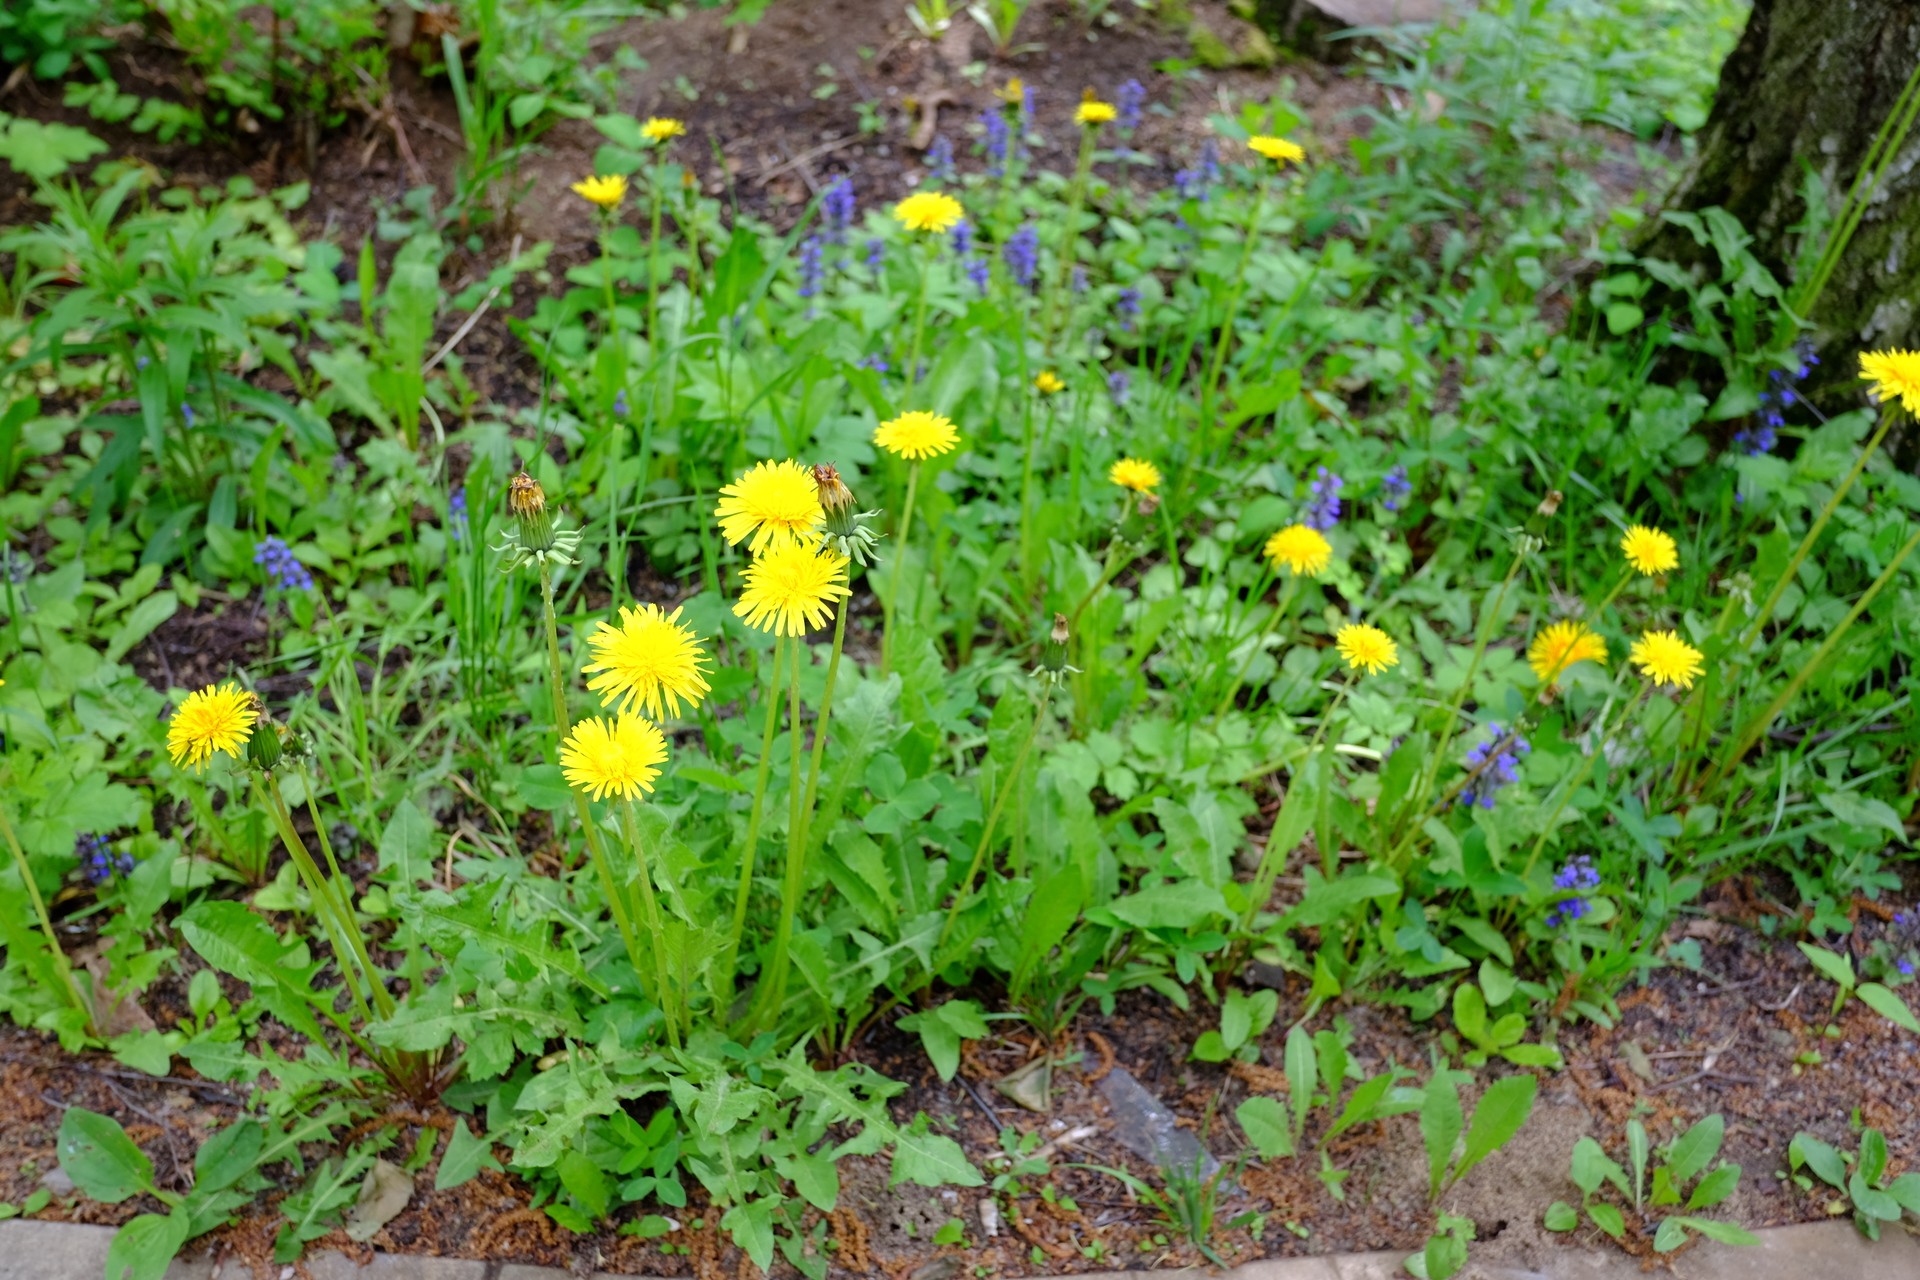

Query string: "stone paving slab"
[[7, 1216, 1920, 1280]]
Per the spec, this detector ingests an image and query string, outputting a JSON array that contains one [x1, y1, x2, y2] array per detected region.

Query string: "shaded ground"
[[4, 887, 1916, 1277]]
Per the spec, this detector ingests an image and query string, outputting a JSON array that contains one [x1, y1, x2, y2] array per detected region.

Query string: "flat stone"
[[303, 1250, 493, 1280], [0, 1220, 212, 1280]]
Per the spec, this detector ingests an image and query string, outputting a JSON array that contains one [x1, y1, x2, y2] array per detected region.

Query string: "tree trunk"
[[1641, 0, 1920, 392]]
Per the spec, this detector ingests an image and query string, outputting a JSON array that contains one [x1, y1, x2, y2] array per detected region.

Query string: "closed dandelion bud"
[[811, 463, 885, 567], [1537, 490, 1563, 519], [247, 708, 283, 773], [493, 470, 582, 571], [1136, 491, 1161, 518], [1034, 612, 1080, 685]]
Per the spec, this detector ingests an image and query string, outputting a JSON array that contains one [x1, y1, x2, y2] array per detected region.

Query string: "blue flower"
[[253, 536, 313, 592], [76, 833, 133, 885], [1116, 287, 1141, 332], [612, 390, 629, 418], [1071, 266, 1088, 294], [1900, 959, 1916, 978], [1116, 78, 1146, 131], [797, 235, 825, 302], [1004, 224, 1039, 289], [925, 136, 956, 184], [982, 110, 1012, 176], [950, 219, 974, 257], [822, 176, 856, 241], [1546, 854, 1599, 929], [449, 486, 469, 542], [864, 237, 886, 274], [1107, 370, 1130, 406], [857, 354, 889, 373], [1380, 464, 1411, 512], [1174, 139, 1220, 201], [1458, 722, 1530, 810], [964, 255, 990, 295], [182, 404, 197, 427], [1303, 466, 1344, 531]]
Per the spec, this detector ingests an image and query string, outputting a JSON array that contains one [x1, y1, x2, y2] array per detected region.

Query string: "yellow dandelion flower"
[[1034, 370, 1065, 395], [1629, 629, 1705, 690], [715, 459, 825, 554], [1108, 457, 1161, 492], [733, 543, 851, 637], [1526, 620, 1608, 684], [1263, 524, 1332, 577], [571, 174, 628, 209], [1620, 524, 1679, 576], [1859, 348, 1920, 414], [995, 78, 1025, 104], [1248, 135, 1305, 165], [166, 682, 258, 771], [1335, 623, 1398, 676], [874, 410, 961, 461], [582, 604, 712, 721], [893, 191, 965, 234], [641, 117, 686, 143], [560, 714, 667, 802], [1076, 99, 1117, 126]]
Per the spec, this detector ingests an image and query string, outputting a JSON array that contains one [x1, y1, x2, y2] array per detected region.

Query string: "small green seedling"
[[1545, 1115, 1757, 1251], [1798, 944, 1920, 1034], [1787, 1129, 1920, 1240]]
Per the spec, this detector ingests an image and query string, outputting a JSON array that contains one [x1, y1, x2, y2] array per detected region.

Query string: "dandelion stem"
[[938, 684, 1054, 958], [1737, 404, 1897, 654], [882, 463, 920, 675], [1518, 685, 1648, 888], [620, 801, 682, 1050], [648, 149, 667, 351], [1042, 124, 1098, 353], [906, 235, 934, 385], [0, 799, 94, 1034], [1214, 575, 1299, 720], [601, 217, 630, 608], [753, 633, 810, 1033], [724, 635, 788, 989], [1707, 520, 1920, 793], [1199, 183, 1267, 460], [260, 773, 394, 1021], [798, 595, 851, 855], [537, 564, 647, 1005]]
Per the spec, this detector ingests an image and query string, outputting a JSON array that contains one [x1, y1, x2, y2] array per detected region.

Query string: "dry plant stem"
[[938, 684, 1054, 955], [0, 801, 94, 1032], [882, 464, 920, 675], [620, 801, 682, 1050], [723, 635, 788, 983], [1707, 520, 1920, 791], [537, 565, 646, 992], [1738, 405, 1895, 653]]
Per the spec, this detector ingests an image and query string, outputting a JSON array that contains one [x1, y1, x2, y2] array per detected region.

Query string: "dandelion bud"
[[1135, 491, 1161, 517], [810, 463, 885, 567], [1537, 490, 1563, 518], [247, 708, 283, 773], [1034, 612, 1081, 685], [493, 470, 582, 571]]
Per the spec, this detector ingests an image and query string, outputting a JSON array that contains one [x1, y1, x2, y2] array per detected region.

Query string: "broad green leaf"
[[1687, 1163, 1740, 1210], [104, 1213, 188, 1280], [1883, 1172, 1920, 1213], [435, 1120, 502, 1191], [1652, 1216, 1689, 1252], [1452, 983, 1488, 1045], [1859, 1128, 1890, 1186], [1850, 1173, 1902, 1221], [556, 1149, 610, 1222], [1675, 1216, 1759, 1246], [1421, 1074, 1463, 1201], [896, 1000, 988, 1083], [1855, 983, 1920, 1034], [1543, 1201, 1578, 1231], [1797, 943, 1855, 990], [1235, 1096, 1293, 1159], [721, 1197, 776, 1271], [193, 1121, 262, 1194], [1284, 1025, 1316, 1142], [889, 1128, 982, 1189], [1587, 1202, 1625, 1238], [58, 1108, 154, 1203], [1787, 1133, 1846, 1188], [1455, 1075, 1535, 1186], [1571, 1137, 1628, 1198], [1667, 1114, 1724, 1185]]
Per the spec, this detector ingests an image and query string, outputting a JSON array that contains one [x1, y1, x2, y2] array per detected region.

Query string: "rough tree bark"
[[1641, 0, 1920, 392]]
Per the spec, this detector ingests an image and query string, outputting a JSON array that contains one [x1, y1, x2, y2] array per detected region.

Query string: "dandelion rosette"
[[571, 174, 628, 209], [1335, 623, 1398, 676], [583, 604, 713, 721], [166, 682, 259, 771], [1248, 135, 1305, 166], [1108, 457, 1161, 493], [874, 410, 961, 461], [1263, 524, 1332, 578], [641, 117, 687, 143], [715, 459, 825, 554], [1630, 629, 1704, 690], [733, 542, 852, 637], [893, 191, 964, 234], [1619, 524, 1678, 576], [1527, 620, 1607, 685], [560, 714, 668, 802], [1859, 348, 1920, 414]]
